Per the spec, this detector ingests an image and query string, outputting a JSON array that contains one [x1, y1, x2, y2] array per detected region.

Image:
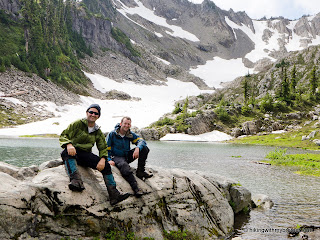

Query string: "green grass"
[[0, 107, 31, 127], [19, 134, 59, 138], [265, 148, 320, 177], [228, 125, 320, 150]]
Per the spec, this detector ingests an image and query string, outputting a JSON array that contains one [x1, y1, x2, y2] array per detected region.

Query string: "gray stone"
[[271, 122, 283, 131], [252, 194, 274, 209], [105, 89, 133, 100], [231, 127, 242, 138], [242, 121, 261, 135], [286, 112, 302, 120], [229, 185, 252, 214], [138, 128, 160, 141], [185, 110, 217, 135], [313, 139, 320, 146], [39, 159, 64, 170], [0, 161, 252, 239], [308, 130, 318, 139]]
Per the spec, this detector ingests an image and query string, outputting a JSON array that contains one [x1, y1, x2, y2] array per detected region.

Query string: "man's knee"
[[61, 148, 71, 162], [118, 162, 133, 176], [140, 146, 150, 158], [101, 162, 112, 175]]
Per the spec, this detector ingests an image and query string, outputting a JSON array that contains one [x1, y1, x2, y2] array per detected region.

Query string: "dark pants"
[[125, 146, 149, 172], [61, 148, 112, 175], [113, 146, 149, 189]]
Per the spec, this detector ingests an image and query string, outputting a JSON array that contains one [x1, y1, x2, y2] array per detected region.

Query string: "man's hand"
[[133, 147, 139, 159], [108, 160, 115, 166], [67, 143, 76, 156], [96, 158, 106, 171]]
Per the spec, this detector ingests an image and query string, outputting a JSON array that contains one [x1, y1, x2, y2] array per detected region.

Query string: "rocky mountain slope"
[[152, 44, 320, 140], [0, 0, 320, 133]]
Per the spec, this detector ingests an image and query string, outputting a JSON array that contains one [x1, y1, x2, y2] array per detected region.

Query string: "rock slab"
[[0, 160, 252, 239]]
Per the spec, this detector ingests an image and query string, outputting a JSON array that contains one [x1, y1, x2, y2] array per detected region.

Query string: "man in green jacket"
[[59, 104, 130, 205]]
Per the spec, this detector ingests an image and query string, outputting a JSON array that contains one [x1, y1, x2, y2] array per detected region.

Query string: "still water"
[[0, 137, 319, 240]]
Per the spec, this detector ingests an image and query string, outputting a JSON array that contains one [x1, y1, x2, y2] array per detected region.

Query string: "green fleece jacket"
[[59, 118, 108, 158]]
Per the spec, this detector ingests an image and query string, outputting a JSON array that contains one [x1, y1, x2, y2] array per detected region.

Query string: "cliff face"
[[0, 0, 21, 17], [1, 0, 320, 88], [0, 160, 251, 239]]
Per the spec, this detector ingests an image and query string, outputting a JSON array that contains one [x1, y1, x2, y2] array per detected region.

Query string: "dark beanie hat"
[[87, 103, 101, 116]]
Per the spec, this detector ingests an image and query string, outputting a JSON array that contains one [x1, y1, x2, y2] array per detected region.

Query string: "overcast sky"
[[189, 0, 320, 20]]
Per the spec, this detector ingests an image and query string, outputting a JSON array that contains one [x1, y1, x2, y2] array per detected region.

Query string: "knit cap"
[[87, 103, 101, 116]]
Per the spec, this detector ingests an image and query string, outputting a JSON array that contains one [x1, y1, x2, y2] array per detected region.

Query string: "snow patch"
[[160, 130, 233, 142], [115, 0, 199, 42], [189, 57, 248, 88]]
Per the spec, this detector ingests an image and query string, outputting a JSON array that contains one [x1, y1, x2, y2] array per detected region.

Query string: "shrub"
[[259, 94, 274, 113], [0, 63, 5, 72], [273, 101, 288, 112], [154, 117, 175, 126], [215, 107, 231, 122], [266, 148, 287, 160], [176, 123, 189, 133], [172, 103, 182, 114], [241, 105, 252, 116]]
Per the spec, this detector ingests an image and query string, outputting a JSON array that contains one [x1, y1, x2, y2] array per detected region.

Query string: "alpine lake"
[[0, 137, 319, 240]]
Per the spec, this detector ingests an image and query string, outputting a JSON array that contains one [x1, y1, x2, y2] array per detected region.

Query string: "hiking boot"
[[136, 170, 153, 180], [68, 171, 85, 192], [103, 174, 131, 205], [107, 185, 131, 205], [133, 188, 144, 198]]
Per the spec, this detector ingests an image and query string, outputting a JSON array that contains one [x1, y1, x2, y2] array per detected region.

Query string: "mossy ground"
[[228, 125, 320, 177], [265, 148, 320, 177], [0, 107, 31, 128], [228, 125, 320, 151]]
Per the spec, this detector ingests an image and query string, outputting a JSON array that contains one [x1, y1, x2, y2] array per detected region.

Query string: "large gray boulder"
[[185, 111, 217, 135], [242, 120, 261, 135], [0, 160, 252, 239]]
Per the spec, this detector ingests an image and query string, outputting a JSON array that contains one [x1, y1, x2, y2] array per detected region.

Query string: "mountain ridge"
[[0, 0, 320, 137]]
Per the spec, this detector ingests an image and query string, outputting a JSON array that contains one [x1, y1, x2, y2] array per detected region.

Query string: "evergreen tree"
[[290, 65, 297, 95], [242, 77, 249, 104], [309, 66, 317, 96], [281, 67, 290, 102]]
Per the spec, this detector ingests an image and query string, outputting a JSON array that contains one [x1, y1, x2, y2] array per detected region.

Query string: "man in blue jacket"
[[106, 116, 153, 197]]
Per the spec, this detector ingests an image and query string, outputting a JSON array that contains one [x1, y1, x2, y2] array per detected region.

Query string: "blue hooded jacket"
[[106, 123, 147, 161]]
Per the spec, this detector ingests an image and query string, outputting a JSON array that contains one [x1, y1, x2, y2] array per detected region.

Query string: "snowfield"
[[0, 74, 225, 141]]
